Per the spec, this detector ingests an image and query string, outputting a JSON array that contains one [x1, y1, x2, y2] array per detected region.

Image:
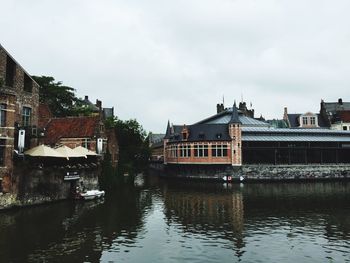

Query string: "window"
[[343, 126, 348, 131], [22, 107, 32, 127], [169, 145, 178, 158], [302, 117, 308, 125], [194, 144, 208, 157], [212, 144, 228, 157], [310, 117, 316, 125], [0, 104, 6, 127], [5, 55, 16, 87], [179, 145, 191, 157], [23, 73, 33, 93], [0, 139, 5, 167]]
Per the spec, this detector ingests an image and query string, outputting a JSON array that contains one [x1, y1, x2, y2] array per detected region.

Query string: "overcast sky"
[[1, 0, 350, 132]]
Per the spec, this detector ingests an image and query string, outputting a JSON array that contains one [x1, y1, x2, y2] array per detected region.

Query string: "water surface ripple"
[[1, 178, 350, 262]]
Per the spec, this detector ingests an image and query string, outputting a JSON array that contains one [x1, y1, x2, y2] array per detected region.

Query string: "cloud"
[[1, 0, 350, 132]]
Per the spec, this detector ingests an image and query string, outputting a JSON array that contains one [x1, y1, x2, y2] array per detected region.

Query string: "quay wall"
[[149, 162, 350, 181], [0, 164, 100, 210]]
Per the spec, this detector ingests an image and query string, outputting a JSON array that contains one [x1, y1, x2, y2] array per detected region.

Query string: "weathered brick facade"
[[0, 44, 39, 193]]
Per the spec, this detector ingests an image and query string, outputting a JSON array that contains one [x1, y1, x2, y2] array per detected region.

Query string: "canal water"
[[1, 177, 350, 263]]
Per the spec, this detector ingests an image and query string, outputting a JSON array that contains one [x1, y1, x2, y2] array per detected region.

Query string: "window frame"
[[22, 107, 32, 127]]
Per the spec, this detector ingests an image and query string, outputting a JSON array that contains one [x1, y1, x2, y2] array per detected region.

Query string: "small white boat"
[[79, 190, 105, 200]]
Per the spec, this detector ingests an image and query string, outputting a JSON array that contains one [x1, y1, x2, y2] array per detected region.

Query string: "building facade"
[[0, 44, 40, 192], [162, 103, 350, 179]]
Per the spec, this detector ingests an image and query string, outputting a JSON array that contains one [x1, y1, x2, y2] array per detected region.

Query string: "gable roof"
[[324, 102, 350, 114], [0, 43, 40, 87], [43, 116, 100, 145]]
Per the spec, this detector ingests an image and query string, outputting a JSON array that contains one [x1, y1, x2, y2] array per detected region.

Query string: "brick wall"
[[165, 141, 232, 164], [229, 123, 242, 166], [0, 45, 40, 193]]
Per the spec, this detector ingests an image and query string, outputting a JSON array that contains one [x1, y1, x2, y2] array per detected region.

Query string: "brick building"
[[162, 102, 350, 179], [0, 44, 40, 192], [38, 101, 119, 168], [320, 98, 350, 131]]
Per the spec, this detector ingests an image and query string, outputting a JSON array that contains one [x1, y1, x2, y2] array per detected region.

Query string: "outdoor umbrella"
[[73, 146, 98, 156], [55, 145, 87, 160], [24, 145, 65, 158]]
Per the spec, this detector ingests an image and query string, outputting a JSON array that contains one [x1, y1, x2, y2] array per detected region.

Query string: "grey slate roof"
[[167, 124, 231, 142], [324, 102, 350, 114], [195, 107, 269, 127], [287, 114, 329, 128], [242, 126, 350, 142]]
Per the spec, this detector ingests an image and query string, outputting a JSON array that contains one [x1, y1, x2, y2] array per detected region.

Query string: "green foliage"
[[106, 117, 151, 175], [32, 75, 78, 117], [0, 78, 4, 88], [71, 98, 96, 116]]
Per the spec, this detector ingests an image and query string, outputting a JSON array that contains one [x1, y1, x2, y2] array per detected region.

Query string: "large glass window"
[[194, 144, 208, 157], [0, 104, 6, 127], [169, 145, 178, 158], [22, 107, 32, 127], [212, 144, 228, 157], [179, 145, 191, 157]]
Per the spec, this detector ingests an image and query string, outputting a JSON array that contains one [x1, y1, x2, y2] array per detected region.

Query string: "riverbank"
[[0, 164, 100, 211], [150, 163, 350, 182]]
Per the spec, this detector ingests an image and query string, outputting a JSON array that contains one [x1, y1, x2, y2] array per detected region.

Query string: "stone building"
[[0, 44, 40, 193]]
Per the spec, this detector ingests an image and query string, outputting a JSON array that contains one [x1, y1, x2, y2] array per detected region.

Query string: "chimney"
[[96, 99, 102, 110], [84, 95, 89, 101], [283, 107, 288, 121], [216, 103, 224, 114], [338, 98, 343, 105]]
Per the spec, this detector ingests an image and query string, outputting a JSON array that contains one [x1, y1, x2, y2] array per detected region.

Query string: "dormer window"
[[302, 117, 308, 125], [300, 113, 318, 128], [310, 117, 316, 125], [182, 126, 189, 140]]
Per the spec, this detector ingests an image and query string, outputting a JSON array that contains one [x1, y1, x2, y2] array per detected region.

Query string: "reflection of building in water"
[[162, 189, 245, 258]]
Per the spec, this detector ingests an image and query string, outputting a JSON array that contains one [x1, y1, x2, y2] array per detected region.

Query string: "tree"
[[106, 117, 151, 175], [32, 75, 79, 117]]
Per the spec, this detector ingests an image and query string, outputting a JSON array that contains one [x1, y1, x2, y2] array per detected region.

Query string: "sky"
[[1, 0, 350, 133]]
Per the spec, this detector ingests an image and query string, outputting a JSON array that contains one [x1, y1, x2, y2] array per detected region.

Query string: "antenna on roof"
[[223, 95, 225, 106], [241, 93, 244, 103]]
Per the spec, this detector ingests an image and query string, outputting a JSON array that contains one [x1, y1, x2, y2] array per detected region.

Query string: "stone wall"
[[242, 164, 350, 181], [0, 164, 101, 210], [151, 163, 350, 182]]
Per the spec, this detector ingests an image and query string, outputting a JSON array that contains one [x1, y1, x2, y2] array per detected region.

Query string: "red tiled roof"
[[43, 116, 100, 145], [38, 104, 53, 129], [339, 111, 350, 122]]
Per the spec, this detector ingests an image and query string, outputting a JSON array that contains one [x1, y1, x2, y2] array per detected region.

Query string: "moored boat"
[[79, 190, 105, 200]]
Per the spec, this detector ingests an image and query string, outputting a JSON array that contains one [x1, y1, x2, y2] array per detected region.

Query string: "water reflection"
[[0, 178, 350, 262], [157, 180, 350, 262]]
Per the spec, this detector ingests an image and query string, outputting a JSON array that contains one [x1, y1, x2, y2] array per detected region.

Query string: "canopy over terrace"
[[24, 145, 65, 158]]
